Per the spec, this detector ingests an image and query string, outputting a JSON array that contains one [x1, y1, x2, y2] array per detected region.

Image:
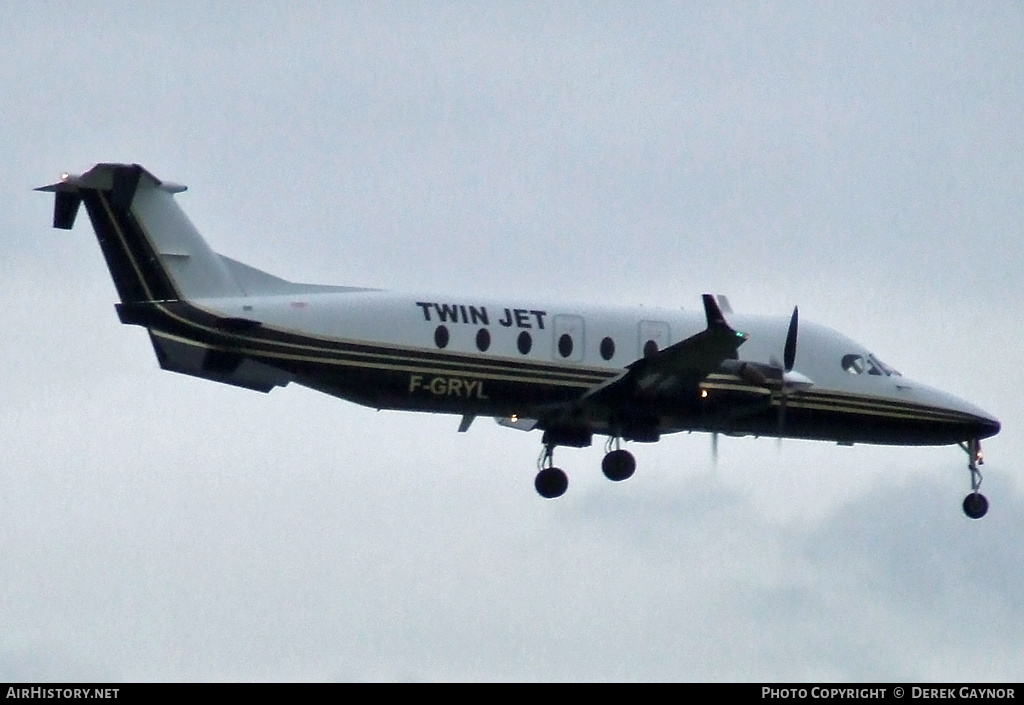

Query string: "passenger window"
[[517, 331, 532, 355], [558, 334, 573, 358], [476, 328, 490, 352], [434, 325, 450, 349], [600, 337, 615, 361]]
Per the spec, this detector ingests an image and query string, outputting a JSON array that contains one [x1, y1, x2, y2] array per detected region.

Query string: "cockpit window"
[[871, 355, 901, 377], [842, 353, 901, 377], [842, 354, 866, 374]]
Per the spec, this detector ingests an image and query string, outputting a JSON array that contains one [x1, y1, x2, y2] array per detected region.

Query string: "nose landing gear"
[[960, 438, 988, 520]]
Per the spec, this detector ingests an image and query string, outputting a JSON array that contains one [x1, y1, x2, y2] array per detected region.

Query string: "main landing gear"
[[534, 445, 568, 499], [960, 438, 988, 520], [601, 437, 636, 482], [533, 437, 637, 498]]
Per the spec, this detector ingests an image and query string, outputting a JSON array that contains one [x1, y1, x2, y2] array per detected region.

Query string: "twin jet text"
[[416, 302, 547, 329]]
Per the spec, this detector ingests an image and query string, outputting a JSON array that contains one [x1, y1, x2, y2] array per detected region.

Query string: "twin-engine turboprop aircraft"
[[37, 163, 1001, 518]]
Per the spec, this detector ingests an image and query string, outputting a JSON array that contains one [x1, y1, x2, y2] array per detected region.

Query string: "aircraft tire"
[[962, 492, 989, 520], [601, 449, 636, 482], [535, 467, 568, 499]]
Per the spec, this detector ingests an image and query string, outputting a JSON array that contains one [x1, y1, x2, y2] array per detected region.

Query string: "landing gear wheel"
[[601, 449, 636, 482], [963, 492, 989, 520], [535, 467, 568, 499]]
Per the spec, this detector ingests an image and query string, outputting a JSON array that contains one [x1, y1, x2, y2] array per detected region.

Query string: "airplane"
[[37, 163, 1001, 518]]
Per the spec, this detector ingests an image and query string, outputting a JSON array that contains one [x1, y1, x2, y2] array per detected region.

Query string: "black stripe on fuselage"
[[128, 297, 987, 431], [141, 300, 988, 442], [148, 327, 597, 413], [127, 299, 615, 388]]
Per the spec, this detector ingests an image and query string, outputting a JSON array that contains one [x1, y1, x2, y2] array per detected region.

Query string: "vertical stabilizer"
[[129, 173, 242, 300], [38, 164, 243, 303]]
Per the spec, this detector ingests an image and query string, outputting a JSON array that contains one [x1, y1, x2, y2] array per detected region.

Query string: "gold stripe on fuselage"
[[150, 330, 601, 390], [702, 374, 978, 426]]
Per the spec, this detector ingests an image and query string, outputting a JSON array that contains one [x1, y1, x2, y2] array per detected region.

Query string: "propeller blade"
[[784, 306, 798, 372], [712, 431, 719, 467], [771, 306, 805, 447], [777, 389, 787, 445]]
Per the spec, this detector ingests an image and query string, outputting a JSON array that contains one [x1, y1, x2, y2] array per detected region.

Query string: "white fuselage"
[[193, 288, 997, 445]]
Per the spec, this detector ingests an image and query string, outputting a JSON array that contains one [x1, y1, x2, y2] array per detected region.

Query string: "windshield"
[[841, 353, 901, 377]]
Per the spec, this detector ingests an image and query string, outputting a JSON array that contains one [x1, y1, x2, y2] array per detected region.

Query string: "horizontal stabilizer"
[[38, 164, 241, 302]]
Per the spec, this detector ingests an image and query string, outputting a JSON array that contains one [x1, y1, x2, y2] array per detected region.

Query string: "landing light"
[[60, 172, 69, 181], [701, 390, 708, 399], [510, 414, 518, 422]]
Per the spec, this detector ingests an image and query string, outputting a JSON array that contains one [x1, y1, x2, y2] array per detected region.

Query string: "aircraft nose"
[[906, 380, 1001, 441], [972, 412, 1001, 440], [949, 399, 1000, 440]]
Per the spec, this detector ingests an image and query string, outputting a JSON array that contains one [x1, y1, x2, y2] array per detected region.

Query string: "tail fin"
[[37, 163, 243, 303]]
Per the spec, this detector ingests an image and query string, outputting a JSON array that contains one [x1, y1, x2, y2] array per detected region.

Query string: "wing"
[[581, 294, 748, 406]]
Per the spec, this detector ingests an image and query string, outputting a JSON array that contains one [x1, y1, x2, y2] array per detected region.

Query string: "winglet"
[[36, 165, 187, 231], [702, 293, 747, 341], [702, 294, 727, 328]]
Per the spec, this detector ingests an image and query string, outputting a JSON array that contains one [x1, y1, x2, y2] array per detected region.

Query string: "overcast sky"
[[2, 1, 1022, 681]]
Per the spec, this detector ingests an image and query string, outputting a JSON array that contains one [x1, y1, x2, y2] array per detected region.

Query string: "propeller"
[[709, 304, 813, 459], [768, 306, 799, 373], [768, 306, 814, 442]]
